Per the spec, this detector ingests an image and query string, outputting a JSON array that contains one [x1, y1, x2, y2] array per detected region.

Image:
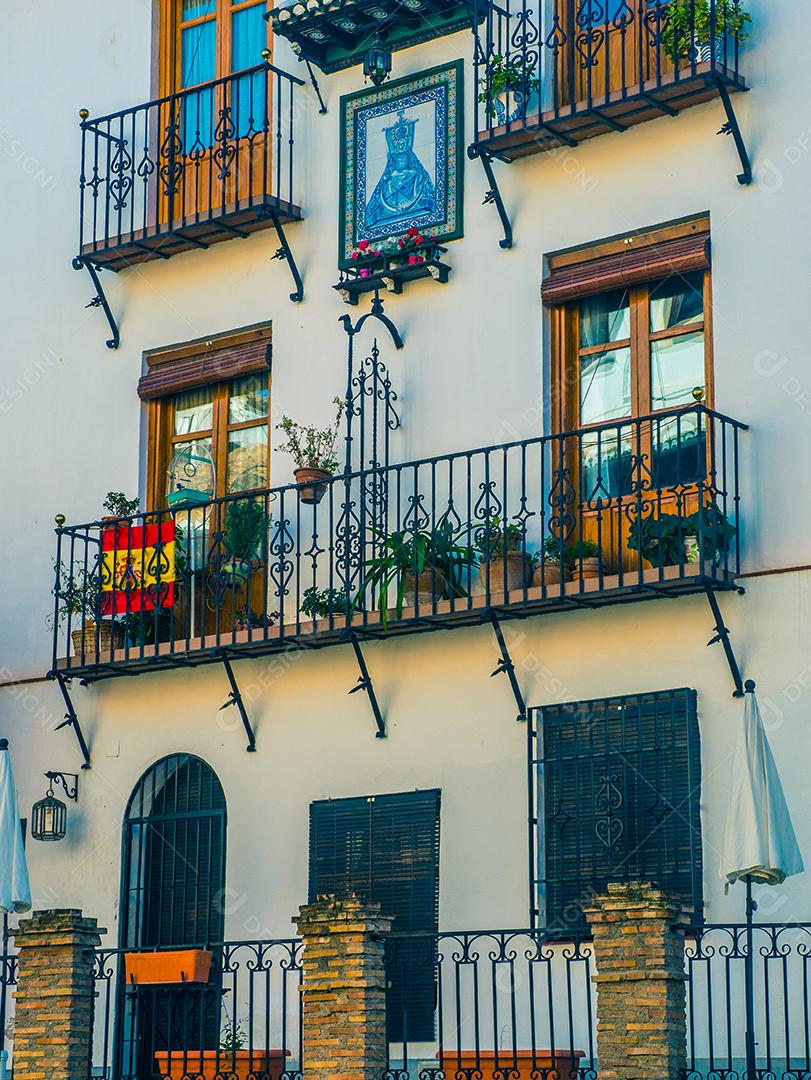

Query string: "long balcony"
[[77, 62, 303, 272], [50, 404, 745, 682], [472, 0, 748, 162]]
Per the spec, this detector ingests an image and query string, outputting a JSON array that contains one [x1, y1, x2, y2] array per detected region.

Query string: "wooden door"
[[158, 0, 272, 223], [557, 0, 677, 108]]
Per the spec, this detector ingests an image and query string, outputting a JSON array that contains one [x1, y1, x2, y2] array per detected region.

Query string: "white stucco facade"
[[2, 0, 810, 1003]]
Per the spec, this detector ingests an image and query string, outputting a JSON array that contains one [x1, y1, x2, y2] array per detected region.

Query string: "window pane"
[[174, 387, 213, 435], [227, 424, 268, 492], [650, 271, 704, 332], [581, 429, 634, 501], [165, 438, 215, 499], [181, 21, 216, 87], [229, 373, 268, 423], [182, 0, 215, 18], [232, 3, 266, 70], [650, 331, 705, 410], [579, 288, 630, 349], [652, 413, 707, 488], [580, 346, 632, 425]]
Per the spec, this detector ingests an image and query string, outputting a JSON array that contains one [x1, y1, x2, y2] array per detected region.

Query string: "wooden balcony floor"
[[475, 61, 747, 162], [58, 562, 740, 683], [81, 195, 302, 272]]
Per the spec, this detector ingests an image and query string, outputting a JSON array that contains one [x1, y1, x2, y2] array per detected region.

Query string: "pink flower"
[[357, 239, 370, 251], [407, 226, 419, 237], [351, 252, 359, 260]]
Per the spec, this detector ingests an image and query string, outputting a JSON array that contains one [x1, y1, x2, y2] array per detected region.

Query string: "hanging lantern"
[[363, 35, 392, 87], [30, 772, 77, 842]]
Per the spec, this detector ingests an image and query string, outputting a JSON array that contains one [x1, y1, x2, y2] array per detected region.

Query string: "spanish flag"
[[100, 521, 176, 615]]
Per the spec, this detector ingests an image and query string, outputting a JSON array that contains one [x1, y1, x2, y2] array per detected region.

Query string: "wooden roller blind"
[[138, 338, 271, 400], [542, 232, 711, 306]]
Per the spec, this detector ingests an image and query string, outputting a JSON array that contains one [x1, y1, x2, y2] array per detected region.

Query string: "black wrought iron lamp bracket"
[[72, 256, 121, 350], [44, 771, 79, 802], [467, 144, 513, 250], [704, 583, 748, 697], [305, 60, 328, 114], [264, 210, 304, 302], [46, 670, 92, 770], [218, 651, 257, 752], [340, 291, 405, 352], [487, 610, 527, 723], [346, 633, 386, 738], [712, 75, 752, 185]]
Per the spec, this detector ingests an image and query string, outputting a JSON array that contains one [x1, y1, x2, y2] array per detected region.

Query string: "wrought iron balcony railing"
[[51, 404, 745, 680], [471, 0, 749, 162], [76, 61, 304, 272]]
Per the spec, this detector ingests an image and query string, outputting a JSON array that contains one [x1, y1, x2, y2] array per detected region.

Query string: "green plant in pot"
[[475, 515, 531, 594], [276, 397, 345, 506], [217, 496, 268, 585], [478, 53, 540, 127], [566, 539, 602, 582], [49, 560, 124, 657], [533, 535, 568, 588], [361, 519, 473, 626], [688, 503, 737, 563], [660, 0, 751, 63], [102, 491, 140, 520], [627, 511, 691, 568], [301, 585, 349, 620]]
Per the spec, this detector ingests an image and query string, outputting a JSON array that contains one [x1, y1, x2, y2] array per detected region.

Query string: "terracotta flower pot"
[[533, 560, 563, 587], [124, 949, 212, 986], [154, 1049, 290, 1080], [294, 467, 332, 506], [570, 556, 602, 582], [403, 567, 447, 608], [438, 1049, 585, 1079], [71, 620, 124, 657], [480, 551, 531, 594]]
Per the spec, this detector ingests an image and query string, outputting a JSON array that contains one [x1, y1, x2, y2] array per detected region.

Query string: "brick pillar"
[[12, 909, 103, 1080], [584, 883, 690, 1080], [295, 895, 392, 1080]]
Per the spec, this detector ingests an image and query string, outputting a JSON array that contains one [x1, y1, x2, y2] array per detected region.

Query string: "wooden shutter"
[[542, 233, 711, 306], [138, 339, 271, 400], [308, 790, 441, 1041], [536, 689, 702, 932]]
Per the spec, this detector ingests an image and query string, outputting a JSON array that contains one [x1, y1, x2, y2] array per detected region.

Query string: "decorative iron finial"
[[55, 514, 66, 527], [79, 109, 90, 121], [261, 48, 272, 61], [692, 386, 705, 402]]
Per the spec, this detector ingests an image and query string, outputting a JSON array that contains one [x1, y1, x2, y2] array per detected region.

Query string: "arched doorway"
[[116, 754, 227, 1078]]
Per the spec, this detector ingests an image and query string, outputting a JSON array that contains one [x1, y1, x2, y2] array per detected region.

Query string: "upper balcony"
[[76, 61, 303, 273], [472, 0, 749, 163], [50, 403, 746, 689]]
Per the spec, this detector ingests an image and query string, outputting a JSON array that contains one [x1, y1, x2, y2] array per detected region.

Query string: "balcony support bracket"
[[265, 212, 304, 302], [346, 633, 386, 738], [704, 583, 745, 697], [218, 652, 257, 752], [72, 256, 120, 350], [468, 145, 513, 250], [713, 75, 752, 185], [305, 60, 328, 114], [46, 671, 92, 770], [487, 610, 527, 723]]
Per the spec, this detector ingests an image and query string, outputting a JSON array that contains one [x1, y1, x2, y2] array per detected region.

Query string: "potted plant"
[[688, 503, 737, 563], [50, 560, 124, 657], [218, 497, 268, 585], [627, 511, 692, 569], [301, 586, 349, 620], [567, 539, 602, 582], [276, 398, 345, 505], [101, 491, 140, 521], [475, 515, 531, 592], [478, 53, 540, 126], [350, 238, 383, 277], [533, 535, 567, 587], [660, 0, 751, 63], [361, 520, 472, 626]]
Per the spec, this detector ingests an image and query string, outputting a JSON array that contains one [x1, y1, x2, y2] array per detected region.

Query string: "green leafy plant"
[[235, 605, 279, 631], [302, 586, 349, 619], [539, 535, 567, 564], [660, 0, 751, 57], [361, 519, 473, 626], [219, 1001, 247, 1054], [48, 561, 101, 629], [566, 539, 600, 561], [689, 503, 737, 558], [477, 53, 539, 106], [628, 505, 736, 565], [475, 516, 527, 559], [102, 491, 140, 518], [276, 398, 345, 473], [222, 497, 268, 564]]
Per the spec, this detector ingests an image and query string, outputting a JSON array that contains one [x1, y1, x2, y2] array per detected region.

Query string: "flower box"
[[438, 1049, 585, 1078], [334, 245, 451, 306], [124, 949, 212, 986], [154, 1049, 290, 1080]]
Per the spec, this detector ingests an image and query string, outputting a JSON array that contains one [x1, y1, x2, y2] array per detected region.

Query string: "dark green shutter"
[[534, 689, 702, 933], [308, 790, 440, 1041]]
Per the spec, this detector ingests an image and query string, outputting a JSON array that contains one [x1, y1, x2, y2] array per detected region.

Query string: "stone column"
[[584, 882, 690, 1080], [295, 895, 392, 1080], [12, 909, 103, 1080]]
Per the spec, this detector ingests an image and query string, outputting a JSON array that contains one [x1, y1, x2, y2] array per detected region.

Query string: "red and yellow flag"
[[100, 522, 176, 615]]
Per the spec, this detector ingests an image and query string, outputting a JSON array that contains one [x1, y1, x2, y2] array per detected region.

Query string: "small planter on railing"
[[334, 231, 451, 305], [124, 949, 212, 986], [154, 1050, 290, 1080]]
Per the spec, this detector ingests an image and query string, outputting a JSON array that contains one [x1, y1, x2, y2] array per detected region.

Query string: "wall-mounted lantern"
[[363, 34, 392, 87], [31, 772, 78, 843]]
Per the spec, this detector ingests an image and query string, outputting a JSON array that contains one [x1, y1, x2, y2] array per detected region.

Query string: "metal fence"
[[0, 916, 17, 1078], [51, 404, 745, 675]]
